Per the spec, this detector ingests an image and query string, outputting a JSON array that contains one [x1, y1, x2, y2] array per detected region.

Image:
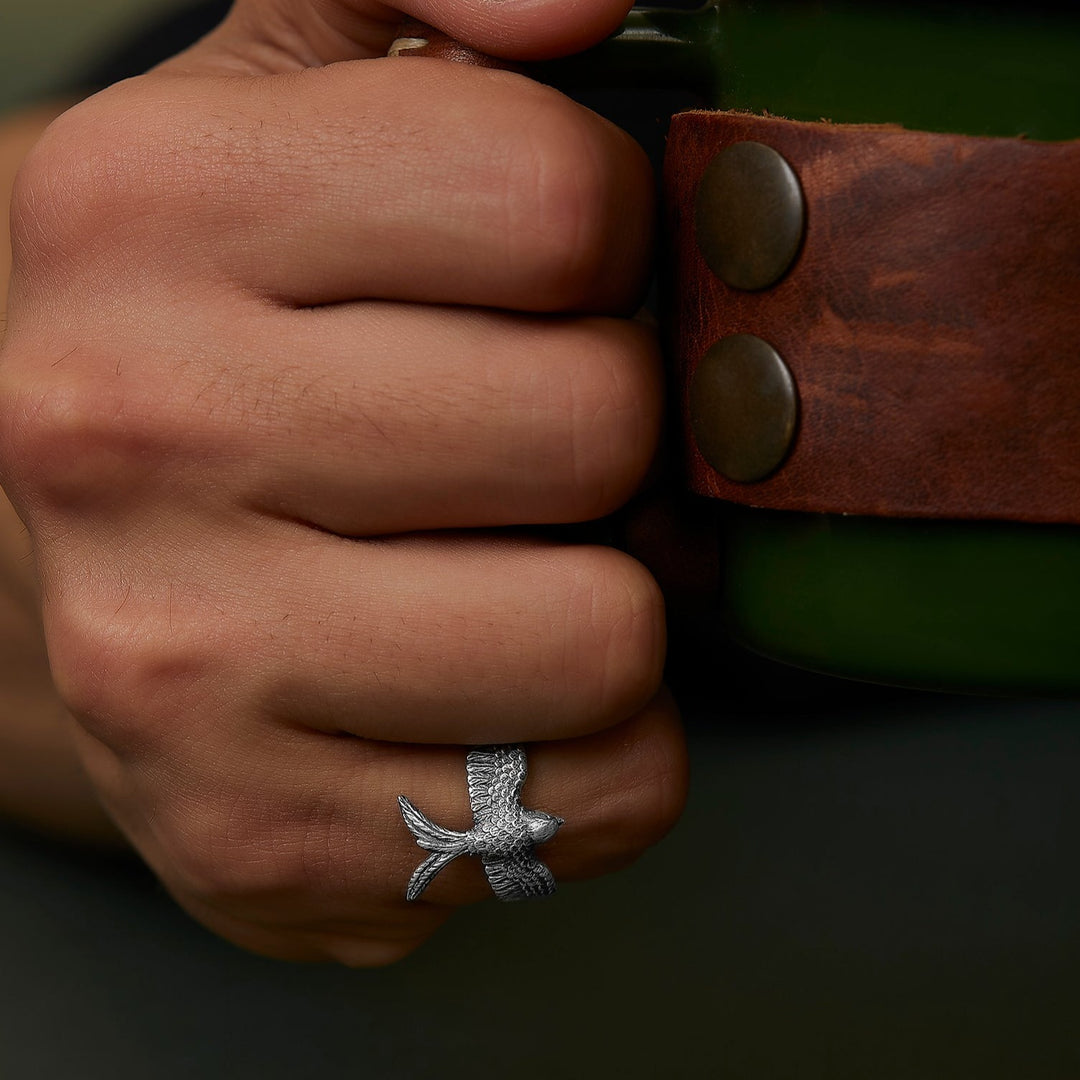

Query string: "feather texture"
[[397, 795, 468, 851], [399, 745, 559, 903]]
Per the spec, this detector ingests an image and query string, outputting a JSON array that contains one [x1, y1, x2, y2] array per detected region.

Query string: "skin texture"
[[0, 101, 122, 846], [0, 0, 688, 966]]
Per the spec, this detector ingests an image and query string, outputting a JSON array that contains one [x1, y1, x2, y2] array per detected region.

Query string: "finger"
[[2, 300, 661, 537], [113, 304, 661, 536], [79, 65, 652, 313], [46, 528, 665, 749], [176, 0, 636, 74], [82, 690, 686, 945], [375, 0, 636, 61], [307, 690, 687, 908], [249, 308, 663, 535], [259, 534, 666, 745]]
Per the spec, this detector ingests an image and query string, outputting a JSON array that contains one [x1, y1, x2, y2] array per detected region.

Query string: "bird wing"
[[482, 852, 556, 902], [466, 745, 528, 828]]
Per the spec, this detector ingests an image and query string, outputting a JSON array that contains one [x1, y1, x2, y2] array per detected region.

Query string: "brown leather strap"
[[666, 110, 1080, 523]]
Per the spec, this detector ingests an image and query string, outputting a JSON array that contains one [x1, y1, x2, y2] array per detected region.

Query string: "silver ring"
[[398, 744, 563, 902]]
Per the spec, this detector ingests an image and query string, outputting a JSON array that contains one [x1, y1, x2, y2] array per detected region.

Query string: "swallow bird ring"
[[398, 744, 563, 902]]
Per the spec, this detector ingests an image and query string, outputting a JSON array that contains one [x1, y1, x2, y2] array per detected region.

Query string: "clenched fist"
[[0, 0, 687, 966]]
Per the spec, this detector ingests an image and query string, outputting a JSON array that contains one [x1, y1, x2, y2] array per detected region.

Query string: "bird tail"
[[405, 850, 461, 902], [398, 795, 469, 902], [398, 795, 468, 851]]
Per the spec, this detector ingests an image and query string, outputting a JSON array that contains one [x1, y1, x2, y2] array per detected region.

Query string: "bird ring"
[[398, 744, 563, 902]]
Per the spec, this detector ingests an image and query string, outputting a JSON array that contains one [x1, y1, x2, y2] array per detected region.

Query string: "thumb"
[[181, 0, 636, 74]]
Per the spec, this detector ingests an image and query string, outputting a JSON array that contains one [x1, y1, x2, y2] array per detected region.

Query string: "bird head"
[[526, 810, 564, 845]]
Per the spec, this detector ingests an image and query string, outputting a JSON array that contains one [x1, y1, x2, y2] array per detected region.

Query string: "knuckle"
[[10, 94, 165, 282], [620, 711, 689, 846], [45, 593, 220, 753], [46, 606, 143, 739], [0, 374, 153, 513], [505, 93, 648, 309], [9, 85, 248, 292], [8, 117, 84, 275], [588, 708, 688, 863], [562, 321, 662, 520], [564, 550, 666, 725]]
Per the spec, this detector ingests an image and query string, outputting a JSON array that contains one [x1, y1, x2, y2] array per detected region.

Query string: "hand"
[[0, 0, 686, 966]]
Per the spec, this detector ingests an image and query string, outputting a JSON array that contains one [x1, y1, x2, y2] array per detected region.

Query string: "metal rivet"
[[694, 142, 805, 291], [689, 334, 798, 483]]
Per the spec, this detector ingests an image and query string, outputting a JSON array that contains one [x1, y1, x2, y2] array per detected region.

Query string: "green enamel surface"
[[724, 510, 1080, 695], [682, 3, 1080, 693], [714, 2, 1080, 140]]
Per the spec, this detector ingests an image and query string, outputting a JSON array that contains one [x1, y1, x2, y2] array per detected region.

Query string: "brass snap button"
[[689, 334, 798, 483], [694, 142, 805, 291]]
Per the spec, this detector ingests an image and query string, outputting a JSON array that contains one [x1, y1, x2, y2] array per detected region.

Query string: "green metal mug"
[[586, 2, 1080, 696]]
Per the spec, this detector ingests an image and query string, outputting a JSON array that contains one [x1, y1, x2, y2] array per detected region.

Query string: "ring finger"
[[83, 691, 685, 962]]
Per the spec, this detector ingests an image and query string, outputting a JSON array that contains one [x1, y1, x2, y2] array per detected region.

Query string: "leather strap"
[[391, 31, 1080, 523], [666, 111, 1080, 523]]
